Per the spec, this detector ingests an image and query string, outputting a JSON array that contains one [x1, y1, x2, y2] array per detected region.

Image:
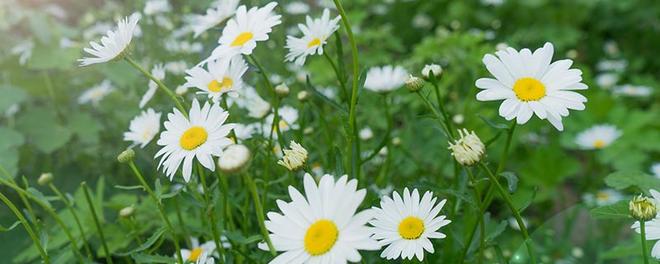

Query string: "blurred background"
[[0, 0, 658, 263]]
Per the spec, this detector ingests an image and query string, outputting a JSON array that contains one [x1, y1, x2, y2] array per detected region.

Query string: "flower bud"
[[297, 91, 309, 101], [277, 141, 308, 171], [275, 83, 290, 97], [119, 206, 135, 218], [405, 75, 425, 92], [448, 129, 485, 166], [630, 195, 657, 221], [391, 137, 401, 146], [117, 149, 135, 163], [422, 64, 443, 79], [38, 173, 54, 186], [218, 144, 251, 173]]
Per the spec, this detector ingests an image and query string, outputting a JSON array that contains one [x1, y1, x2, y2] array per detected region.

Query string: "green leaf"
[[604, 171, 660, 192], [0, 149, 20, 178], [305, 75, 348, 114], [0, 221, 21, 232], [500, 171, 518, 193], [116, 227, 167, 256], [27, 187, 53, 209], [0, 127, 25, 150], [0, 86, 28, 113], [132, 253, 176, 264], [590, 200, 630, 219], [479, 115, 509, 130], [114, 185, 145, 191], [15, 107, 72, 154], [68, 112, 102, 144]]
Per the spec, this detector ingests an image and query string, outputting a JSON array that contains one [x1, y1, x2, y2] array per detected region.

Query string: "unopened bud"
[[117, 149, 135, 163], [405, 75, 425, 92], [218, 144, 251, 173], [630, 195, 657, 221], [448, 129, 485, 166], [38, 173, 54, 186], [275, 83, 290, 97], [422, 64, 443, 79], [119, 206, 135, 218], [391, 137, 401, 146], [297, 91, 309, 101], [277, 141, 308, 171]]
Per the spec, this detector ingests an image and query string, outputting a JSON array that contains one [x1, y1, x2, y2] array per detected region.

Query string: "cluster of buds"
[[448, 129, 485, 166], [277, 141, 308, 171], [630, 195, 657, 221]]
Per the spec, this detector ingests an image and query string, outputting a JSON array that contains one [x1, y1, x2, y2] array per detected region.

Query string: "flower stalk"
[[81, 182, 114, 264]]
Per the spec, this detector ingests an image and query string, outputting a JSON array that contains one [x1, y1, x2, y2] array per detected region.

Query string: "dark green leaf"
[[116, 227, 167, 256], [500, 171, 518, 193], [590, 200, 630, 219]]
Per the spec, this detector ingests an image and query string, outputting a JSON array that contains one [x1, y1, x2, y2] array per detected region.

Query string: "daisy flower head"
[[260, 173, 380, 263], [612, 84, 653, 98], [155, 99, 235, 182], [652, 163, 660, 178], [263, 106, 299, 137], [285, 9, 341, 66], [370, 188, 451, 261], [575, 124, 622, 150], [184, 56, 248, 102], [123, 108, 161, 148], [78, 80, 114, 105], [187, 0, 239, 38], [143, 0, 171, 16], [582, 189, 624, 207], [631, 190, 660, 258], [475, 42, 588, 131], [204, 2, 282, 63], [79, 14, 140, 66], [178, 236, 229, 263], [139, 63, 165, 108], [364, 65, 408, 93]]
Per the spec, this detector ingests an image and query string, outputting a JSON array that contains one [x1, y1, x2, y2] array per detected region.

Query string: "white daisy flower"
[[143, 0, 170, 16], [285, 9, 341, 66], [595, 73, 619, 88], [285, 2, 310, 15], [229, 86, 271, 118], [79, 14, 140, 66], [139, 64, 165, 108], [155, 99, 235, 182], [370, 188, 451, 261], [582, 189, 623, 207], [575, 124, 621, 150], [123, 108, 161, 148], [364, 66, 408, 93], [193, 251, 215, 264], [631, 189, 660, 259], [233, 123, 258, 140], [260, 173, 380, 263], [217, 144, 251, 173], [359, 127, 373, 141], [204, 2, 282, 63], [78, 80, 114, 105], [178, 236, 229, 263], [184, 56, 248, 103], [613, 84, 653, 97], [475, 42, 588, 131], [187, 0, 239, 38], [652, 163, 660, 178], [277, 141, 308, 171], [10, 40, 33, 65], [263, 106, 299, 136], [164, 61, 188, 75]]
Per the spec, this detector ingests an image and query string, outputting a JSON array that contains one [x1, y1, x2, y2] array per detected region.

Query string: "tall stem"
[[196, 164, 227, 260], [640, 220, 651, 264], [431, 81, 455, 138], [124, 56, 186, 113], [478, 163, 536, 264], [333, 0, 361, 179], [0, 191, 50, 263], [247, 55, 286, 149], [323, 52, 349, 104], [243, 172, 276, 255], [49, 183, 93, 258], [415, 91, 451, 139], [127, 161, 184, 264], [81, 182, 113, 264]]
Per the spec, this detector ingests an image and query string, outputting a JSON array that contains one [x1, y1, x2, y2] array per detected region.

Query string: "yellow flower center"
[[398, 216, 425, 240], [513, 77, 546, 102], [231, 32, 254, 47], [208, 77, 233, 93], [188, 247, 203, 262], [304, 219, 339, 256], [596, 191, 610, 201], [593, 139, 606, 149], [180, 126, 208, 150], [307, 38, 321, 48]]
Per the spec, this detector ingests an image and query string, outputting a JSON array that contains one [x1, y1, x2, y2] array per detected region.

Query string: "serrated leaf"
[[116, 227, 167, 256], [0, 221, 21, 232], [500, 171, 518, 193], [604, 171, 660, 192], [590, 200, 630, 219]]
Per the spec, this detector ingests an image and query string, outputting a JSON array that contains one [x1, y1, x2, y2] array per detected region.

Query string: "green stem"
[[243, 172, 276, 256], [323, 52, 349, 104], [127, 161, 184, 264], [247, 55, 286, 149], [196, 164, 227, 261], [81, 182, 113, 264], [415, 91, 451, 139], [216, 170, 236, 231], [49, 183, 93, 258], [430, 81, 455, 138], [333, 0, 361, 180], [124, 56, 186, 113], [641, 220, 651, 264], [479, 163, 536, 264], [0, 191, 50, 263], [465, 168, 485, 264], [42, 72, 64, 121]]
